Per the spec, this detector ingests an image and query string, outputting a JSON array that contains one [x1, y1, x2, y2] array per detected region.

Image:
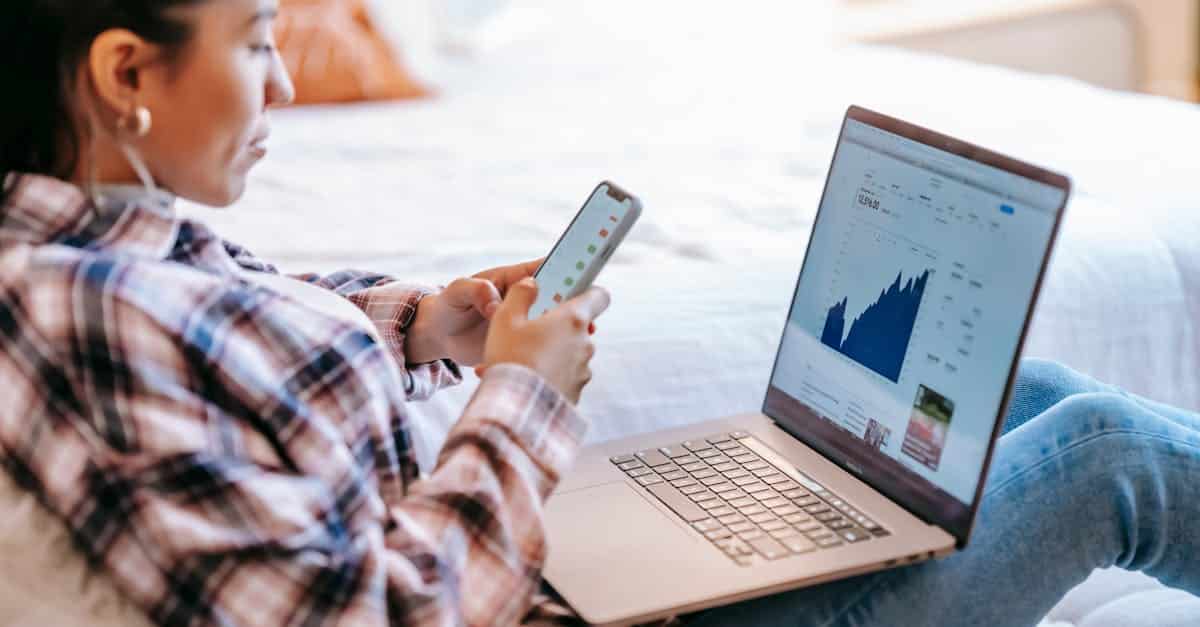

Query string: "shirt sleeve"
[[222, 238, 461, 400], [6, 260, 587, 626]]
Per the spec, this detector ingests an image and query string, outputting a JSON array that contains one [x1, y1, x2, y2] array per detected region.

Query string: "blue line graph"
[[821, 269, 931, 382]]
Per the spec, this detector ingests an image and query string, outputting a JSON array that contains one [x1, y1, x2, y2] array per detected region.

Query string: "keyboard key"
[[692, 469, 717, 480], [654, 464, 681, 475], [742, 482, 771, 494], [693, 519, 722, 532], [636, 475, 664, 486], [679, 484, 706, 495], [705, 528, 733, 541], [617, 461, 643, 471], [773, 505, 803, 516], [748, 512, 777, 524], [661, 470, 688, 482], [751, 490, 780, 502], [796, 521, 824, 533], [713, 536, 736, 549], [815, 512, 842, 522], [732, 476, 759, 486], [722, 489, 748, 500], [731, 454, 758, 464], [728, 497, 755, 508], [689, 491, 718, 502], [768, 526, 799, 539], [794, 496, 821, 507], [696, 448, 722, 459], [681, 462, 707, 473], [712, 462, 739, 473], [723, 469, 751, 480], [710, 483, 737, 494], [706, 455, 732, 466], [840, 529, 870, 543], [671, 478, 698, 489], [714, 440, 740, 451], [870, 528, 891, 538], [749, 467, 777, 478], [722, 446, 749, 456], [805, 504, 832, 515], [738, 529, 765, 541], [706, 435, 732, 445], [709, 506, 735, 517], [743, 461, 769, 471], [759, 520, 787, 532], [637, 449, 671, 467], [700, 499, 726, 510], [763, 474, 791, 485], [774, 482, 802, 492], [675, 455, 701, 466], [700, 475, 728, 486], [782, 513, 811, 524], [747, 536, 789, 560], [738, 504, 767, 516], [781, 535, 817, 554], [660, 445, 691, 458], [781, 488, 808, 499], [646, 483, 709, 522], [627, 467, 652, 478], [717, 513, 744, 525], [734, 555, 754, 567], [860, 519, 881, 530], [761, 497, 789, 509], [728, 522, 755, 534], [611, 455, 636, 465], [683, 440, 713, 453], [730, 431, 751, 439], [827, 520, 853, 530], [815, 536, 843, 548]]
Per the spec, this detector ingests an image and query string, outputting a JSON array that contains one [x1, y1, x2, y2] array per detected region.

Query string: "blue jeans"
[[689, 359, 1200, 626]]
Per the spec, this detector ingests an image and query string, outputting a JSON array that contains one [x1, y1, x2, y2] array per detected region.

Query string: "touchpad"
[[543, 481, 700, 574]]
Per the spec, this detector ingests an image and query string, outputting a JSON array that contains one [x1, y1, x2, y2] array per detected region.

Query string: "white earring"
[[118, 105, 152, 138]]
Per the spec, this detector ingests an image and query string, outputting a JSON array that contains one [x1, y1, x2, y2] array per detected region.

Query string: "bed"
[[172, 2, 1200, 624]]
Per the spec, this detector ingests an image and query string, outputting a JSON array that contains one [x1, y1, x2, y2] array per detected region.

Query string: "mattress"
[[172, 2, 1200, 624]]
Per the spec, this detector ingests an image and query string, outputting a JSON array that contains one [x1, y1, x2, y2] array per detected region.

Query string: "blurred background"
[[402, 0, 1200, 102]]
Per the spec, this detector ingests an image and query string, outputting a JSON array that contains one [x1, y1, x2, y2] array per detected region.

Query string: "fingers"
[[447, 277, 502, 317], [496, 278, 539, 323], [563, 286, 611, 325]]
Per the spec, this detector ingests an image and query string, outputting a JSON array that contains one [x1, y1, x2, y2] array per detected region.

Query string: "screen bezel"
[[761, 105, 1071, 547]]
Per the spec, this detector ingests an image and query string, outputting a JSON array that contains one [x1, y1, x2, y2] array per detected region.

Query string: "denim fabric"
[[689, 359, 1200, 626]]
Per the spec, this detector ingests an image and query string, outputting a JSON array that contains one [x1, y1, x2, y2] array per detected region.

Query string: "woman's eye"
[[250, 43, 275, 54]]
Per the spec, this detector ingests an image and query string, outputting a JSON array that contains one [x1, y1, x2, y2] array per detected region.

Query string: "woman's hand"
[[479, 278, 610, 404], [406, 258, 593, 366]]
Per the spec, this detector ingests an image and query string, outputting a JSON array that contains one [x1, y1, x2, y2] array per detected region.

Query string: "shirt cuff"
[[449, 363, 589, 492], [348, 283, 462, 400]]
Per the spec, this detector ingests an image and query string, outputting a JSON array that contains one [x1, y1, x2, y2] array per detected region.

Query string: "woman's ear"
[[86, 29, 164, 122]]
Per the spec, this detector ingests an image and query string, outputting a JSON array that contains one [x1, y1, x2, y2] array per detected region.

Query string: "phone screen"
[[530, 183, 636, 318]]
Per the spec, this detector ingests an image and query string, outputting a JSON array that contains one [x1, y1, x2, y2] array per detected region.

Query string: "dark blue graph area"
[[821, 270, 931, 383]]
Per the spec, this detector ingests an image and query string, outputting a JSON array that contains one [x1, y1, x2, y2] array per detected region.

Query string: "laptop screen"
[[763, 108, 1068, 543]]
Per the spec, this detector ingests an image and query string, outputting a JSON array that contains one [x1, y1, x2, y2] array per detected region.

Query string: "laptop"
[[541, 106, 1071, 625]]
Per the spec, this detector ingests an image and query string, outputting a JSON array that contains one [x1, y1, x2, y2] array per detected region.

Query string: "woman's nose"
[[266, 50, 296, 108]]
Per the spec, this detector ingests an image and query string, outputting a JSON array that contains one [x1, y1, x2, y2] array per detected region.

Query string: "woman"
[[1, 1, 1196, 626]]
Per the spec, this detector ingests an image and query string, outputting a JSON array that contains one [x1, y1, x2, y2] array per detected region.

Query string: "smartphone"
[[529, 181, 643, 319]]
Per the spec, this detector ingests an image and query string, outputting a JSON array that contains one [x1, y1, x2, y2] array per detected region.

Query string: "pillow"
[[275, 0, 428, 105]]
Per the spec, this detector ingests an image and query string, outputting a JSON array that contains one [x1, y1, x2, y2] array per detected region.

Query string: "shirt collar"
[[0, 173, 180, 260]]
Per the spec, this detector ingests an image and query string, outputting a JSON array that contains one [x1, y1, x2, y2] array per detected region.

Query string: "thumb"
[[496, 278, 539, 322]]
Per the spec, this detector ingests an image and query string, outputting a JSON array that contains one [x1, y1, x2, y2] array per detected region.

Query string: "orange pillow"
[[274, 0, 427, 105]]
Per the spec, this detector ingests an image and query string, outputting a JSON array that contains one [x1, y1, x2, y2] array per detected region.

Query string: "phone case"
[[531, 181, 642, 318]]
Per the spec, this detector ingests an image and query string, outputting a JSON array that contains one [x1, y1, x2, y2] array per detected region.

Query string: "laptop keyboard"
[[611, 431, 889, 566]]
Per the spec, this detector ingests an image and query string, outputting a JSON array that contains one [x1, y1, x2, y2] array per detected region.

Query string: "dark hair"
[[1, 1, 205, 191]]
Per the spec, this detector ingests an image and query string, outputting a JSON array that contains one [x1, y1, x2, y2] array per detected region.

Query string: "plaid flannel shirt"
[[0, 174, 587, 626]]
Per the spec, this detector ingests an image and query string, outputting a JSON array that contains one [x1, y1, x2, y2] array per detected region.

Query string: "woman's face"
[[109, 0, 294, 206]]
